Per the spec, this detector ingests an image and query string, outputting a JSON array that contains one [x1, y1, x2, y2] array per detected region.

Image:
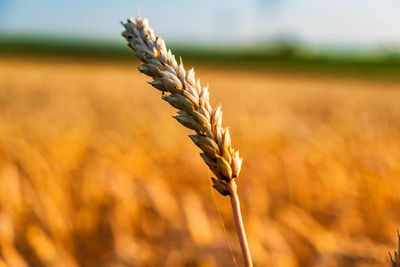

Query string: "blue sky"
[[0, 0, 399, 49]]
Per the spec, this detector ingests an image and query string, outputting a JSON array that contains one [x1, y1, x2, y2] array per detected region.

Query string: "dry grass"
[[0, 57, 400, 266]]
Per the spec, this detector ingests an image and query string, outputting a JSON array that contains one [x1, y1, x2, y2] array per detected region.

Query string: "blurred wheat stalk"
[[121, 14, 253, 266], [390, 231, 400, 267]]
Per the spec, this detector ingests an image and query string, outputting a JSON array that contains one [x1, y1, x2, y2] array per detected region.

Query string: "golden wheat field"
[[0, 57, 399, 267]]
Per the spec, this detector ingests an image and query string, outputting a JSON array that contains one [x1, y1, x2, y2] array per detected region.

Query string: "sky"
[[0, 0, 399, 49]]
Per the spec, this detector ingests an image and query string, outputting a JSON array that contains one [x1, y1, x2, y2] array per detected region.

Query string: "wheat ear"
[[121, 14, 253, 266]]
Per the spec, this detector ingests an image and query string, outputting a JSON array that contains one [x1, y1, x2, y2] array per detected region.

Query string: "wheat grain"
[[121, 14, 253, 266], [121, 16, 242, 193]]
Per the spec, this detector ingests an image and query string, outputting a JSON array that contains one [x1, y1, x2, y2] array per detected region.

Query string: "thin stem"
[[227, 180, 253, 267]]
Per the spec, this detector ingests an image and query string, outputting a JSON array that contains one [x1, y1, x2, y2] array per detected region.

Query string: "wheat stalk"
[[390, 231, 400, 267], [121, 14, 253, 267]]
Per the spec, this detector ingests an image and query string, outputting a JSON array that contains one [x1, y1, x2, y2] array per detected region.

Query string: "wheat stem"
[[389, 230, 400, 267], [228, 180, 253, 267]]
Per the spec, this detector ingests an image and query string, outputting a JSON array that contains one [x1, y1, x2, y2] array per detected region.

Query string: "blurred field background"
[[1, 1, 400, 267]]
